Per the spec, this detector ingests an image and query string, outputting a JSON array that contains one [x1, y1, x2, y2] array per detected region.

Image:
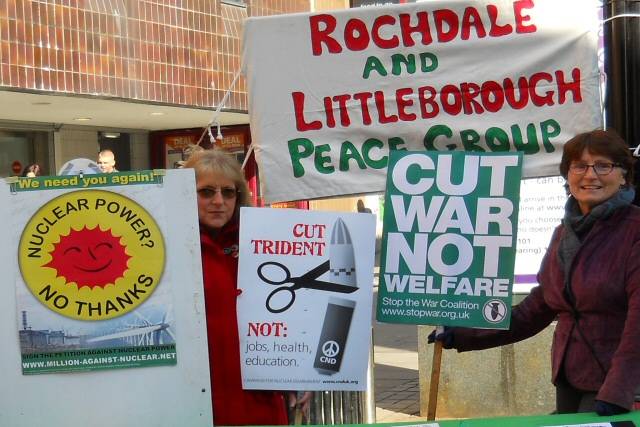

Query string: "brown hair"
[[182, 147, 253, 210], [559, 129, 635, 187]]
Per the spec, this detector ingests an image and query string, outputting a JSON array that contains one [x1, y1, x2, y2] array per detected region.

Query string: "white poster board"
[[243, 0, 602, 202], [514, 176, 567, 293], [237, 207, 376, 391], [0, 170, 213, 427]]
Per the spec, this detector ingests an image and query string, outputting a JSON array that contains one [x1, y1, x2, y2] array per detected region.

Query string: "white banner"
[[243, 0, 602, 202], [237, 207, 376, 391]]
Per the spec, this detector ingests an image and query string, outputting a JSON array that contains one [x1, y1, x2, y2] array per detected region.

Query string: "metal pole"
[[603, 1, 640, 189]]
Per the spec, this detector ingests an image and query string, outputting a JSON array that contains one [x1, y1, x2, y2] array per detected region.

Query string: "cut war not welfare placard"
[[377, 151, 522, 328]]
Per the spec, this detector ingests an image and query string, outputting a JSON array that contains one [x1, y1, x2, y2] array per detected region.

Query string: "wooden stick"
[[294, 407, 303, 425], [427, 326, 445, 421]]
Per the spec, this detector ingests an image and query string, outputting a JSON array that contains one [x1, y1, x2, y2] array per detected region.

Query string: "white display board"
[[514, 176, 567, 293], [0, 169, 213, 427]]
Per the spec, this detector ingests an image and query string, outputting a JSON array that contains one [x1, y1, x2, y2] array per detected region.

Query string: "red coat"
[[200, 222, 288, 425], [453, 205, 640, 409]]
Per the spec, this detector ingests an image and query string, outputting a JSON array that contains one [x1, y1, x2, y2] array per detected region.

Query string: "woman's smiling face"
[[567, 149, 626, 214], [196, 171, 237, 231]]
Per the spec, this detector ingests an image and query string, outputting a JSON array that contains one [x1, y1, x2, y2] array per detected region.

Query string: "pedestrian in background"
[[429, 129, 640, 415], [183, 148, 310, 425], [357, 198, 372, 213], [21, 163, 41, 177], [97, 149, 118, 173]]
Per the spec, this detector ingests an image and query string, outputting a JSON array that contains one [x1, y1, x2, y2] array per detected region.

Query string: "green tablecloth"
[[379, 411, 640, 427]]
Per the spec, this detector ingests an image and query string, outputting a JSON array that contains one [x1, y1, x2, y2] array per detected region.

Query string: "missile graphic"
[[329, 217, 357, 288]]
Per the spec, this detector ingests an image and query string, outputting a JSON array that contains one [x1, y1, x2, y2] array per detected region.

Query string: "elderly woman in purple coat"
[[430, 129, 640, 415]]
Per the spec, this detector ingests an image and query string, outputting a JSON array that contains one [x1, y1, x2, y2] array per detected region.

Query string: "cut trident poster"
[[9, 172, 177, 374], [237, 207, 376, 391], [377, 151, 522, 328]]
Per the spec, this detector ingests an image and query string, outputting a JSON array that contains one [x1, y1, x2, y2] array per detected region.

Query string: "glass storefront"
[[0, 130, 51, 178]]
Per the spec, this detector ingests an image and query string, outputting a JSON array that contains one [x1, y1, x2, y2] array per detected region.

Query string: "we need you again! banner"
[[243, 0, 601, 202]]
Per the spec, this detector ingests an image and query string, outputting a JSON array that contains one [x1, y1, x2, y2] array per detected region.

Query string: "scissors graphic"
[[258, 260, 357, 313]]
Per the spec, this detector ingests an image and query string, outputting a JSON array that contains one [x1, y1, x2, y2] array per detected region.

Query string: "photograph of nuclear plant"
[[16, 285, 175, 355]]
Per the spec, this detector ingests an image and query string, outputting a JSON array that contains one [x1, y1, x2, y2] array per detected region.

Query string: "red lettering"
[[504, 77, 530, 109], [399, 12, 432, 47], [418, 86, 439, 119], [487, 5, 513, 36], [323, 97, 336, 128], [480, 80, 505, 112], [375, 90, 398, 124], [293, 224, 305, 238], [251, 239, 261, 253], [309, 14, 342, 55], [556, 68, 582, 104], [441, 84, 463, 115], [433, 9, 459, 43], [292, 92, 322, 131], [461, 7, 486, 40], [353, 92, 373, 125], [529, 72, 554, 106], [514, 0, 537, 34], [372, 15, 399, 49], [344, 18, 370, 51], [263, 240, 274, 254], [333, 94, 352, 126], [292, 241, 302, 256], [396, 87, 417, 121], [461, 82, 484, 114], [247, 322, 286, 337]]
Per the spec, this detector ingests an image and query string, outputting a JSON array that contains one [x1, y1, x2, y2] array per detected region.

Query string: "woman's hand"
[[595, 400, 629, 416], [288, 391, 313, 413], [427, 326, 455, 349]]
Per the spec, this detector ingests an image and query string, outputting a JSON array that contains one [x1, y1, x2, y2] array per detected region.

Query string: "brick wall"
[[0, 0, 311, 111]]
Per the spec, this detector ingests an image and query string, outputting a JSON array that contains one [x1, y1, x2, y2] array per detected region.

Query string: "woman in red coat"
[[184, 148, 295, 425], [430, 129, 640, 415]]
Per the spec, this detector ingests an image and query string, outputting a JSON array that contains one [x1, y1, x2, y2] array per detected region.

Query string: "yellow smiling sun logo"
[[19, 190, 165, 321]]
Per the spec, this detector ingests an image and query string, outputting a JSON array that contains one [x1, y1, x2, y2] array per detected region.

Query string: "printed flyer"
[[8, 172, 177, 374], [514, 176, 567, 293], [377, 151, 522, 328], [237, 207, 376, 391]]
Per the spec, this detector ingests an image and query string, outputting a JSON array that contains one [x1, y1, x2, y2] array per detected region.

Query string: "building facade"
[[0, 0, 347, 181]]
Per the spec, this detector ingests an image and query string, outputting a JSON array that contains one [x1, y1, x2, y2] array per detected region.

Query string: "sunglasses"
[[197, 187, 239, 200]]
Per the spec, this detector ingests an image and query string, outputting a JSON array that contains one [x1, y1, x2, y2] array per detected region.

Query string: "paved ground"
[[372, 289, 424, 423]]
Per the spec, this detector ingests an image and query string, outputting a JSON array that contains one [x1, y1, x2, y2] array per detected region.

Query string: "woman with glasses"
[[429, 129, 640, 415], [183, 148, 294, 425]]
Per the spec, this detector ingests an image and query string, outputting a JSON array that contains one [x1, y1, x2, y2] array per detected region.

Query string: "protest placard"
[[243, 0, 600, 202], [0, 170, 212, 426], [377, 151, 522, 328], [237, 207, 376, 390]]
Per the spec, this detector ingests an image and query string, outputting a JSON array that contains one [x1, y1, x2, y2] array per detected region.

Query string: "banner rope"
[[195, 69, 243, 147]]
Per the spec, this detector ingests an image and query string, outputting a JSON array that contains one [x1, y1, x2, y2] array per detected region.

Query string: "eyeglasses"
[[569, 162, 621, 176], [197, 187, 238, 200]]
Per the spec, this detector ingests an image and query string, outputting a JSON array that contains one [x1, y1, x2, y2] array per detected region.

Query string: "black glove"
[[427, 326, 455, 349], [595, 400, 629, 416]]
